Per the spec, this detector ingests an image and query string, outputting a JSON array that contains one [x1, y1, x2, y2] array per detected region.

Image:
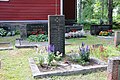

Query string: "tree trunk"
[[108, 0, 113, 28], [78, 0, 82, 23]]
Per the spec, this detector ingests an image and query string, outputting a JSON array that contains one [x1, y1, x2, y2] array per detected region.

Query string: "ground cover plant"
[[0, 28, 7, 36], [0, 34, 120, 80], [0, 28, 20, 37], [27, 34, 48, 42]]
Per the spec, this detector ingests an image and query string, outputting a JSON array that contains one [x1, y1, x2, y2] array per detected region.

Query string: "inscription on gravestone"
[[114, 31, 120, 46], [26, 23, 48, 36], [48, 15, 65, 55]]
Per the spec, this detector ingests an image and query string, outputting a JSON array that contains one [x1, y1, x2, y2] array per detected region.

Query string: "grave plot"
[[29, 54, 107, 78], [90, 25, 112, 36], [29, 15, 107, 78], [29, 43, 107, 78], [0, 42, 13, 50]]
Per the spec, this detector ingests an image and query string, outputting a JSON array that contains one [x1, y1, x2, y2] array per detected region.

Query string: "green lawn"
[[0, 34, 115, 80]]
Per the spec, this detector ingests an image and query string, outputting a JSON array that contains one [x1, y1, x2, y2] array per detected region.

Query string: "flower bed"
[[99, 30, 113, 36], [29, 43, 107, 78], [65, 29, 86, 38], [29, 57, 107, 78]]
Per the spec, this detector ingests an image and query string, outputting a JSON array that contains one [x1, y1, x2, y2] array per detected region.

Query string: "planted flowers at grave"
[[99, 29, 113, 36], [30, 43, 108, 78], [90, 45, 120, 62], [33, 43, 91, 72], [68, 42, 90, 65], [65, 29, 85, 38], [34, 44, 63, 72]]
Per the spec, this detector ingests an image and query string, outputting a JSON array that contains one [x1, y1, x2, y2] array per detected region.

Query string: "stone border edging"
[[29, 57, 107, 79], [0, 42, 13, 50]]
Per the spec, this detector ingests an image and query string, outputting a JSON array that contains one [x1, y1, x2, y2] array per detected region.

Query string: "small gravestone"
[[114, 31, 120, 46], [107, 57, 120, 80], [65, 25, 83, 33], [26, 23, 48, 36], [20, 25, 27, 39], [48, 15, 65, 56]]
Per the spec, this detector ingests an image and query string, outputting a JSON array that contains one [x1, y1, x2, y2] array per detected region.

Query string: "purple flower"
[[86, 45, 89, 52], [79, 46, 85, 55], [82, 42, 85, 47], [48, 44, 55, 53]]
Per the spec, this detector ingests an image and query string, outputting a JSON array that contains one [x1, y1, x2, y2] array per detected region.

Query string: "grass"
[[66, 34, 113, 46], [0, 35, 20, 45], [0, 48, 107, 80], [0, 34, 117, 80]]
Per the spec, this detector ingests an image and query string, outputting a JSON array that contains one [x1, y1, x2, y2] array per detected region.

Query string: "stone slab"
[[29, 57, 107, 79], [0, 42, 13, 50], [97, 36, 114, 40]]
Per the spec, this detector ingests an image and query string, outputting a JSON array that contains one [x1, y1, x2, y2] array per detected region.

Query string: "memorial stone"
[[26, 23, 48, 36], [48, 15, 65, 56], [114, 31, 120, 46], [107, 57, 120, 80]]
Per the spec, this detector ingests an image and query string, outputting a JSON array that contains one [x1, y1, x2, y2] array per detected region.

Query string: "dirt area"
[[37, 57, 99, 72], [0, 44, 10, 48]]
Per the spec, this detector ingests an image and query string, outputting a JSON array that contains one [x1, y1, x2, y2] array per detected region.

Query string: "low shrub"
[[27, 34, 48, 42], [0, 28, 7, 36]]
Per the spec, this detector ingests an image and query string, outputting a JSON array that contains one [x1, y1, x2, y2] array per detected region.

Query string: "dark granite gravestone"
[[65, 25, 83, 33], [26, 23, 48, 36], [20, 25, 27, 39], [107, 57, 120, 80], [114, 31, 120, 46], [48, 15, 65, 56], [90, 25, 112, 35]]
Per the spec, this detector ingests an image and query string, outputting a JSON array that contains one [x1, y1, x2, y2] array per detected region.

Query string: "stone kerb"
[[114, 31, 120, 46], [107, 57, 120, 80], [29, 57, 107, 79]]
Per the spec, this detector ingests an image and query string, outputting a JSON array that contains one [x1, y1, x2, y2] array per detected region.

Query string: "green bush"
[[0, 28, 7, 36], [47, 53, 55, 66], [27, 35, 37, 42], [27, 34, 48, 42], [15, 30, 20, 35], [37, 34, 48, 42], [34, 55, 44, 66]]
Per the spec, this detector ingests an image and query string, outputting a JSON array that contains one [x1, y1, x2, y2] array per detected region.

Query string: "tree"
[[108, 0, 113, 28]]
